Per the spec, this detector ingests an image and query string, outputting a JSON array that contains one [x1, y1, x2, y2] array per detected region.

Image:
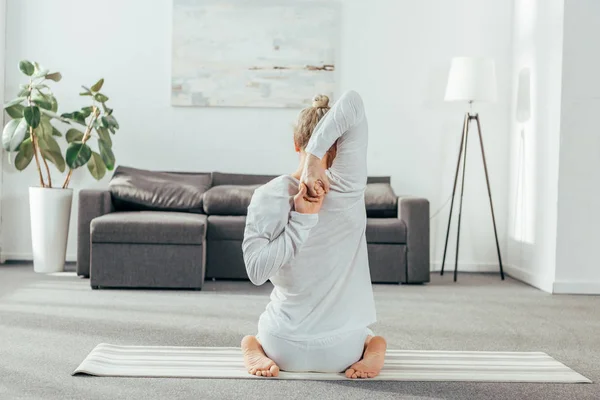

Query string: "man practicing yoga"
[[241, 90, 387, 379]]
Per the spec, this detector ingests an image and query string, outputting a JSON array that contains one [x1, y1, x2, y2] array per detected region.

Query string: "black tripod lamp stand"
[[440, 57, 504, 282]]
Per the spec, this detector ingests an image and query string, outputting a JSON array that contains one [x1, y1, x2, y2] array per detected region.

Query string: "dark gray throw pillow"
[[365, 183, 398, 218], [109, 166, 212, 212], [202, 185, 261, 216]]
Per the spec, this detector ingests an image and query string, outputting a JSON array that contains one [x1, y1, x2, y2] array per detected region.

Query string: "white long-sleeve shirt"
[[242, 90, 376, 341]]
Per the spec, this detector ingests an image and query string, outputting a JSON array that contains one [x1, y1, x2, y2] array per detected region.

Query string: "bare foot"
[[345, 336, 387, 379], [241, 335, 280, 377]]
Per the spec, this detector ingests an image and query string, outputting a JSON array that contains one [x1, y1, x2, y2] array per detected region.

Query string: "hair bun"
[[312, 94, 330, 108]]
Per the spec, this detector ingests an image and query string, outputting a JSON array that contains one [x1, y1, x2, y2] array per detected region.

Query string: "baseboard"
[[430, 262, 502, 273], [2, 253, 77, 263], [553, 281, 600, 295], [503, 264, 554, 293]]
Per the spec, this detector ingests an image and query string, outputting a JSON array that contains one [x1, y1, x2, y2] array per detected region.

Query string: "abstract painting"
[[171, 0, 338, 108]]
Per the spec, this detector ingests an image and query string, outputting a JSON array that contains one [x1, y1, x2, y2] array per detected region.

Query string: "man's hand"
[[294, 183, 324, 214], [301, 154, 330, 198]]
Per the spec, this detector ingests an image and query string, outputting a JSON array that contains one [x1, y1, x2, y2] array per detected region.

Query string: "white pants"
[[257, 328, 373, 373]]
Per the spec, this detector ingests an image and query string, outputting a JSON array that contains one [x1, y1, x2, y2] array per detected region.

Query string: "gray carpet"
[[0, 263, 598, 400]]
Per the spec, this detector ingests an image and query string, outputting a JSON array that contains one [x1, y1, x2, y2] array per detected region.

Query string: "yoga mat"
[[72, 343, 591, 383]]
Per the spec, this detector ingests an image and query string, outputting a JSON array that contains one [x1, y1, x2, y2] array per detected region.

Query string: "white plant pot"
[[29, 187, 73, 273]]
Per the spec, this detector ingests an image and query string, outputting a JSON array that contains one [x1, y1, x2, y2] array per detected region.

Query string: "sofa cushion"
[[212, 172, 276, 186], [366, 218, 407, 244], [207, 215, 246, 240], [109, 166, 212, 212], [203, 185, 260, 216], [365, 183, 398, 218], [91, 211, 207, 245]]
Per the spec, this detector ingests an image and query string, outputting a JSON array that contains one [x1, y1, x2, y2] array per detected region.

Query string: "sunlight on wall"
[[509, 0, 537, 245], [511, 66, 536, 244]]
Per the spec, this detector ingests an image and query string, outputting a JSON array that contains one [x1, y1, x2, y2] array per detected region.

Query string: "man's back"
[[249, 172, 376, 341]]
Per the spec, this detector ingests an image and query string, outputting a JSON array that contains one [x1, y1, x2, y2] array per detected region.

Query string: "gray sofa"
[[77, 169, 430, 289]]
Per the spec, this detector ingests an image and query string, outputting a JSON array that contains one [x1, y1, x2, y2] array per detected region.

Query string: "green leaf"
[[2, 118, 28, 151], [32, 62, 48, 77], [94, 93, 109, 103], [73, 111, 87, 124], [91, 78, 104, 92], [37, 116, 53, 138], [23, 106, 41, 129], [66, 128, 84, 143], [33, 90, 58, 113], [61, 111, 86, 125], [102, 103, 113, 115], [52, 126, 62, 137], [98, 138, 115, 170], [38, 134, 66, 173], [15, 137, 34, 171], [80, 106, 94, 118], [19, 60, 35, 76], [49, 95, 59, 113], [4, 97, 26, 108], [96, 127, 112, 147], [66, 141, 92, 169], [103, 115, 119, 129], [32, 99, 52, 110], [34, 89, 49, 99], [45, 72, 62, 82], [17, 88, 30, 97], [100, 116, 109, 128], [6, 104, 25, 118], [87, 151, 106, 180]]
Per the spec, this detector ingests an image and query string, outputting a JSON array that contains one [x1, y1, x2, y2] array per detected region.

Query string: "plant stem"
[[41, 152, 52, 187], [62, 106, 99, 189], [30, 128, 46, 188], [27, 80, 47, 188]]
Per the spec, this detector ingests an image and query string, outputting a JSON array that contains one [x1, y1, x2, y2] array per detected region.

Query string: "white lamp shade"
[[444, 57, 497, 103]]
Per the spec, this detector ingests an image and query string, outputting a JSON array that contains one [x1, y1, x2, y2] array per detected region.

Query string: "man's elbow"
[[243, 255, 268, 286], [248, 273, 267, 286], [246, 264, 267, 286]]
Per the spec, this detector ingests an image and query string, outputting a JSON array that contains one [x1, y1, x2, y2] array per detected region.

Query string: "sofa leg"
[[91, 285, 99, 290]]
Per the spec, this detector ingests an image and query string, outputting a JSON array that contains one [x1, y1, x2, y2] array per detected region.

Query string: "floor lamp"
[[440, 57, 505, 281]]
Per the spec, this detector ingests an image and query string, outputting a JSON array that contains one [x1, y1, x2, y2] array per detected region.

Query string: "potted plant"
[[2, 60, 119, 273]]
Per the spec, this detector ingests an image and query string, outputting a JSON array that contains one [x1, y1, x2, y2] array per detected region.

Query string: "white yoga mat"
[[72, 343, 591, 383]]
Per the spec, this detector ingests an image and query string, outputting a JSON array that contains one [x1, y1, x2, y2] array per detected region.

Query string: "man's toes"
[[270, 364, 280, 377], [255, 370, 263, 377], [345, 368, 354, 378], [249, 368, 256, 375]]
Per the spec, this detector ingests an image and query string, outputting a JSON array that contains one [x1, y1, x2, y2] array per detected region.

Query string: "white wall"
[[1, 0, 513, 268], [554, 0, 600, 294], [0, 0, 4, 262], [505, 0, 564, 292]]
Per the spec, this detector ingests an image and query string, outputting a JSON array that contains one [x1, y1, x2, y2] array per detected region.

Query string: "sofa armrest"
[[77, 190, 114, 277], [398, 196, 430, 283]]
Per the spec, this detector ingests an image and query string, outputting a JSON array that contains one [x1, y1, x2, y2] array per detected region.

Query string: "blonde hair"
[[294, 94, 330, 150]]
